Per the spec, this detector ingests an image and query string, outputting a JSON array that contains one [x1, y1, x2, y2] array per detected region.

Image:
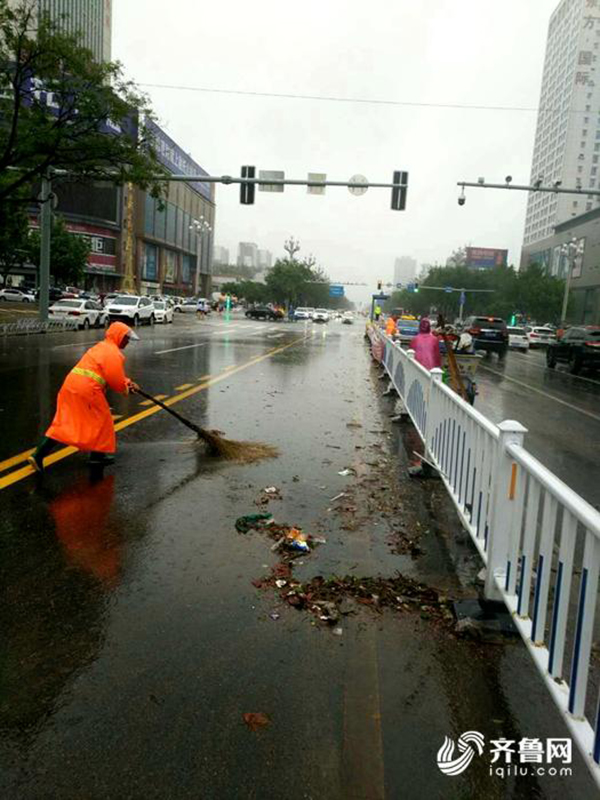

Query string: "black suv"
[[463, 316, 508, 357], [546, 326, 600, 374]]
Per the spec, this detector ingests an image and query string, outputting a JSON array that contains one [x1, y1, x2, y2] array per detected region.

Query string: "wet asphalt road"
[[0, 314, 597, 799]]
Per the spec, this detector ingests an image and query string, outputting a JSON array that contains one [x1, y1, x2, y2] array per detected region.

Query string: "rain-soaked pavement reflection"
[[0, 316, 596, 798]]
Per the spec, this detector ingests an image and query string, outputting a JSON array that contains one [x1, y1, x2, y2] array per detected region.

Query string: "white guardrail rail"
[[367, 323, 600, 786]]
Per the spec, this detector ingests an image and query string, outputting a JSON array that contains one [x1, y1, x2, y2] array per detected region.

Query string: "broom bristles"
[[198, 429, 279, 462]]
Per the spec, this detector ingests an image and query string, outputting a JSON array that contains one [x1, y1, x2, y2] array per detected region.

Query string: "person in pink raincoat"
[[410, 318, 442, 370]]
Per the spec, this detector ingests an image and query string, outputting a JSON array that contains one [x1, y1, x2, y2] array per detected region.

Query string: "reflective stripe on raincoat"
[[46, 322, 132, 453]]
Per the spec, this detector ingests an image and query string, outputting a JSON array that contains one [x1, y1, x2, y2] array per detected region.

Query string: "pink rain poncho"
[[410, 318, 442, 370]]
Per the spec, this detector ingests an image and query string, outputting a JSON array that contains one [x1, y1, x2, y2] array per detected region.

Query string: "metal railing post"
[[484, 420, 528, 600], [426, 367, 443, 456]]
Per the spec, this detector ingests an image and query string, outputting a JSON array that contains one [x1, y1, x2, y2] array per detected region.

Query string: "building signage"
[[145, 118, 211, 201], [465, 247, 508, 269], [29, 220, 118, 273]]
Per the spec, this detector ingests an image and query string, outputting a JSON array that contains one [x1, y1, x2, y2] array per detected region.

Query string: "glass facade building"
[[37, 0, 112, 62]]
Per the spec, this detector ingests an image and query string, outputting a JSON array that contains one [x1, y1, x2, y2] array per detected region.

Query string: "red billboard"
[[465, 247, 508, 269]]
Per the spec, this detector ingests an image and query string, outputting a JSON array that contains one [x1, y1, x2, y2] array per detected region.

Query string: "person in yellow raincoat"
[[28, 321, 139, 472]]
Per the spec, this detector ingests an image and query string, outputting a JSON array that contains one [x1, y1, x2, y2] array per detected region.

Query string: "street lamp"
[[189, 216, 212, 296], [559, 237, 584, 325]]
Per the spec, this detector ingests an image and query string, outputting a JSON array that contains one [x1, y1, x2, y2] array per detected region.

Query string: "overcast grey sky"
[[113, 0, 555, 303]]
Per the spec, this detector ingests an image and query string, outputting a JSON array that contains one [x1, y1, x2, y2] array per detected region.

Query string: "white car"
[[294, 307, 314, 321], [106, 295, 155, 325], [179, 299, 199, 314], [312, 308, 329, 323], [49, 299, 107, 329], [342, 312, 354, 325], [0, 287, 35, 303], [152, 300, 174, 324], [507, 326, 529, 351], [527, 326, 556, 348]]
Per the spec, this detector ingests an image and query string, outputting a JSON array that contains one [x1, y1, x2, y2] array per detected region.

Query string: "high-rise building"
[[393, 256, 417, 288], [9, 0, 113, 62], [257, 249, 273, 269], [213, 246, 230, 265], [237, 242, 258, 268], [523, 0, 600, 250]]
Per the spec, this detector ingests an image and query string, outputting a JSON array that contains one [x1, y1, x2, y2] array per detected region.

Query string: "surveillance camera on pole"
[[458, 186, 466, 206]]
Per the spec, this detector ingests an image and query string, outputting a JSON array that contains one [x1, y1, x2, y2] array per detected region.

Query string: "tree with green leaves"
[[0, 0, 167, 203], [385, 263, 565, 323], [27, 216, 89, 287], [0, 198, 30, 286]]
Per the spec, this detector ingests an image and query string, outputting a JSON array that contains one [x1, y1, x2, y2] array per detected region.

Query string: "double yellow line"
[[0, 335, 307, 492]]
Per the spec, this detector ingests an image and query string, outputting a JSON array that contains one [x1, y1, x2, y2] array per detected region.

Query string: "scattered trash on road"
[[330, 492, 346, 502], [263, 486, 280, 495], [235, 513, 274, 533], [338, 468, 356, 477], [243, 712, 271, 731], [269, 612, 281, 621]]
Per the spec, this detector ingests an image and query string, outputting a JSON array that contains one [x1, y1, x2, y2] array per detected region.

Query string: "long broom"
[[134, 387, 278, 462]]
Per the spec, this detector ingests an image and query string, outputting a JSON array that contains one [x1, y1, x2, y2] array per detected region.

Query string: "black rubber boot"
[[88, 452, 115, 466], [28, 437, 59, 473]]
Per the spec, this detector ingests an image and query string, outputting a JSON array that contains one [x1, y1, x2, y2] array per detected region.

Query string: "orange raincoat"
[[385, 317, 397, 336], [46, 322, 132, 453]]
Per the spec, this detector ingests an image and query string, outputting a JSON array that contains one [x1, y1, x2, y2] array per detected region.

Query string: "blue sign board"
[[444, 286, 453, 293], [145, 118, 212, 201], [329, 284, 345, 297]]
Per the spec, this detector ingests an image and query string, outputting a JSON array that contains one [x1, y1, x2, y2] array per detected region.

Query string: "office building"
[[393, 256, 417, 288], [213, 246, 230, 266], [135, 120, 215, 298], [523, 0, 600, 249], [9, 0, 113, 62], [257, 249, 273, 269], [237, 242, 258, 268]]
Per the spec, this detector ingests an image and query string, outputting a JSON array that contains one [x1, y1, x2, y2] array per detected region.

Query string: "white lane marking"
[[154, 342, 208, 355], [478, 365, 600, 423], [267, 333, 285, 339], [52, 340, 99, 349]]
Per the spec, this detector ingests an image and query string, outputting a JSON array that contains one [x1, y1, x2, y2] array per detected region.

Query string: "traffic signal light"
[[391, 171, 408, 211], [414, 281, 419, 293], [377, 280, 382, 290], [240, 165, 256, 205]]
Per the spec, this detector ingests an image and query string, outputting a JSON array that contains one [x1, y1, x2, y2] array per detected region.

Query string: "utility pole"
[[38, 173, 53, 322], [559, 237, 584, 324]]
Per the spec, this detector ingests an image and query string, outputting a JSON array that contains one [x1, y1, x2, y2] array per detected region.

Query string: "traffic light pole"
[[166, 174, 406, 190], [39, 173, 53, 322]]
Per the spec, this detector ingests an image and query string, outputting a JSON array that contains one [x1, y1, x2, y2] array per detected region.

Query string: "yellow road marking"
[[111, 414, 123, 421], [0, 448, 35, 473], [139, 393, 168, 406], [199, 374, 211, 380], [175, 383, 193, 391], [0, 335, 308, 491]]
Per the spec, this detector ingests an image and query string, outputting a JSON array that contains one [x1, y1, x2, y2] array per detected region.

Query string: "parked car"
[[35, 287, 66, 303], [294, 307, 314, 321], [341, 312, 354, 325], [312, 308, 329, 323], [395, 317, 420, 346], [151, 300, 174, 324], [527, 326, 556, 348], [0, 287, 35, 303], [179, 299, 199, 313], [49, 299, 107, 329], [507, 326, 530, 352], [463, 315, 508, 357], [546, 326, 600, 374], [105, 295, 155, 325], [102, 293, 119, 307], [245, 305, 282, 321]]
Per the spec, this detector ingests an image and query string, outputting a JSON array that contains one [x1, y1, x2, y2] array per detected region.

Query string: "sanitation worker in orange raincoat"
[[28, 322, 140, 472]]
